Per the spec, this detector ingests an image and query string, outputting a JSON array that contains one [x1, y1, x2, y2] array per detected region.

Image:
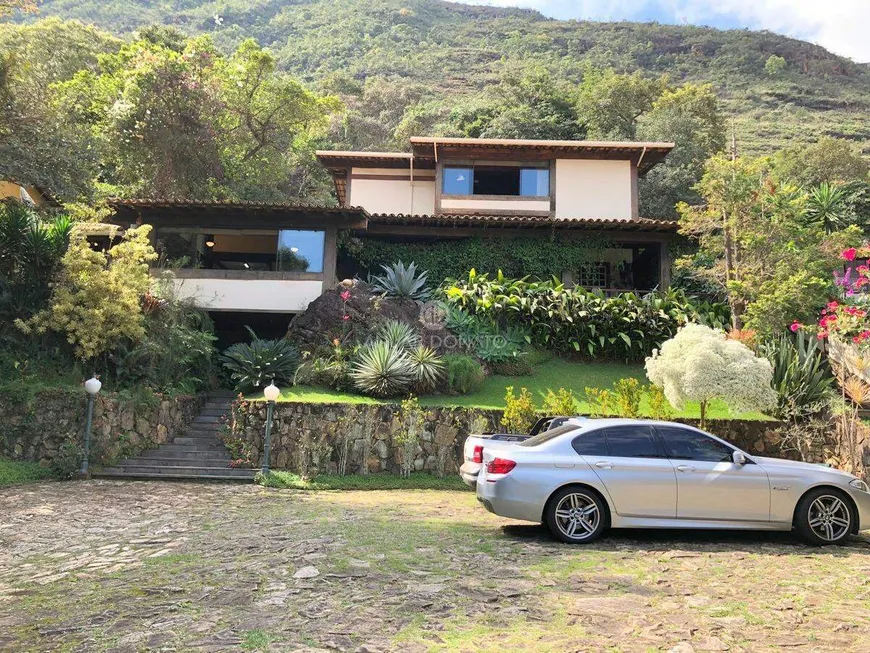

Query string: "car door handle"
[[594, 461, 613, 469], [676, 465, 696, 472]]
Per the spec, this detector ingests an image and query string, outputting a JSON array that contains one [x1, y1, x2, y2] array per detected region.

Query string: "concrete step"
[[188, 424, 223, 434], [173, 436, 222, 445], [207, 391, 236, 400], [193, 416, 222, 425], [101, 464, 255, 477], [200, 408, 229, 417], [117, 456, 234, 467], [94, 469, 255, 482], [138, 449, 231, 461]]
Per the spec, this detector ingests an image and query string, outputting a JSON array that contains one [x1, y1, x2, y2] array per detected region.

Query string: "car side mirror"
[[732, 451, 748, 465]]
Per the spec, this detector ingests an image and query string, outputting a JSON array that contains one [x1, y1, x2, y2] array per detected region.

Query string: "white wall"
[[555, 159, 633, 220], [440, 198, 550, 213], [170, 278, 323, 313], [349, 173, 435, 215]]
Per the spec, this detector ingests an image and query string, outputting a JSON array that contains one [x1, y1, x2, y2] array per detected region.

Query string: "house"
[[109, 137, 679, 339]]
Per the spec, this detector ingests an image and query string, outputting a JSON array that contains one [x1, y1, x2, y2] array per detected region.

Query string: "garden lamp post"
[[80, 376, 101, 476], [262, 382, 280, 474]]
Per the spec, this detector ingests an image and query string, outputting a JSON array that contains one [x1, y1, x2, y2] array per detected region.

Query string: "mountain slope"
[[19, 0, 870, 155]]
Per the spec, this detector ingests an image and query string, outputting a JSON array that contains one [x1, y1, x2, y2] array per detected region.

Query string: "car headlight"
[[849, 478, 870, 493]]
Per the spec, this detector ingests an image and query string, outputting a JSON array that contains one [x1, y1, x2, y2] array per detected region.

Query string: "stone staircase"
[[94, 392, 256, 482]]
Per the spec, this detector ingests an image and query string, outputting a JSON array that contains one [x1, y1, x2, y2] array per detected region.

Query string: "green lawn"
[[0, 458, 55, 487], [267, 358, 770, 421]]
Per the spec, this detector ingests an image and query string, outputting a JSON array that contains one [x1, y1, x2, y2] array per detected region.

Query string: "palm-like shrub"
[[221, 328, 300, 393], [0, 200, 72, 323], [350, 341, 415, 397], [370, 261, 430, 300], [408, 345, 445, 391], [374, 319, 420, 351]]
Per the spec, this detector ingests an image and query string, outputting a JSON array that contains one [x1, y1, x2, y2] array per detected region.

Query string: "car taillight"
[[486, 458, 516, 475], [472, 445, 484, 464]]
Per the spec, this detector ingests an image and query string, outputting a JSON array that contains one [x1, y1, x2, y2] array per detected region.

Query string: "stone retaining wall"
[[0, 388, 203, 468], [231, 400, 792, 477]]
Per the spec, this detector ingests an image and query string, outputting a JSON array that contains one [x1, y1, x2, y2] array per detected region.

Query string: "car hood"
[[753, 455, 853, 478]]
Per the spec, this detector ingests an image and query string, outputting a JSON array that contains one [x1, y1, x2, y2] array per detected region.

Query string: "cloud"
[[456, 0, 870, 62]]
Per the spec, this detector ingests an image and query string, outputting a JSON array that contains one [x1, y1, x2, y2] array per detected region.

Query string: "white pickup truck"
[[459, 416, 583, 487]]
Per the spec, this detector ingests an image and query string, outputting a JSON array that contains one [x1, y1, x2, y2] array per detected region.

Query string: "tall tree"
[[576, 68, 668, 140], [771, 137, 869, 188], [679, 155, 860, 334], [638, 84, 726, 217]]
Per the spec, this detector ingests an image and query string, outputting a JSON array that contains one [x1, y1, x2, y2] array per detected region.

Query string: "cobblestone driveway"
[[1, 480, 870, 651]]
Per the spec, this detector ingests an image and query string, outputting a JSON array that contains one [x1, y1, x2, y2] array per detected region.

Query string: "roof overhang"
[[108, 199, 369, 230], [409, 137, 674, 175], [367, 213, 678, 233]]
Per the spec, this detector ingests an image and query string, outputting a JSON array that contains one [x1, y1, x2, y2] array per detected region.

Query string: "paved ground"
[[1, 481, 870, 652]]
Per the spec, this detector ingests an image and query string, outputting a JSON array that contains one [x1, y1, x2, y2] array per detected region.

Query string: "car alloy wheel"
[[807, 494, 851, 542], [553, 492, 601, 541]]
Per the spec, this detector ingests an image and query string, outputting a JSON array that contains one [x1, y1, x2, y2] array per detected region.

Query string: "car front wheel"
[[794, 488, 854, 546], [545, 486, 607, 544]]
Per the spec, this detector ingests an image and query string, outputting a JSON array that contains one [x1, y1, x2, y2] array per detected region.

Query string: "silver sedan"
[[476, 419, 870, 545]]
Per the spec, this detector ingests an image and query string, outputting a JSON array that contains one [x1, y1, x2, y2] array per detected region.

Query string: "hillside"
[[17, 0, 870, 155]]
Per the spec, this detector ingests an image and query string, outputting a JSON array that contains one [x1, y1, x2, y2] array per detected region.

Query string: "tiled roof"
[[108, 198, 362, 213], [369, 213, 679, 232]]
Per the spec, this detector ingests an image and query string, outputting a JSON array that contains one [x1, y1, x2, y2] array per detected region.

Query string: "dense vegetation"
[[20, 0, 870, 160]]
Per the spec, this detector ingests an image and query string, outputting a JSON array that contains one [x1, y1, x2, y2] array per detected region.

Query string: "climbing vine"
[[339, 233, 615, 281]]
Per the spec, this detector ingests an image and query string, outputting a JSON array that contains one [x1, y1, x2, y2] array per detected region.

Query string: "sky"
[[454, 0, 870, 63]]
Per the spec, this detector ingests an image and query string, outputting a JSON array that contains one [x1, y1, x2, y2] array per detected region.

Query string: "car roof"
[[570, 418, 700, 429]]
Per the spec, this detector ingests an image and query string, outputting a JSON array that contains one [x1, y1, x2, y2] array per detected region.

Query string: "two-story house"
[[109, 137, 679, 340]]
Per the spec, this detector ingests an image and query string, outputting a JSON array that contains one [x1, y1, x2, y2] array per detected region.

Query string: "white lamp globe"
[[263, 382, 280, 402], [84, 376, 102, 395]]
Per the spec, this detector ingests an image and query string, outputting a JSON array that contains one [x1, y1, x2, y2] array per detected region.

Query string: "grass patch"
[[241, 630, 275, 651], [257, 471, 470, 491], [0, 458, 56, 487], [260, 358, 770, 420]]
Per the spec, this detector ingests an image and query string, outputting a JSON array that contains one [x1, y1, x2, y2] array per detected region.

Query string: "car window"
[[657, 426, 734, 462], [518, 424, 579, 447], [571, 430, 608, 456], [601, 426, 663, 458]]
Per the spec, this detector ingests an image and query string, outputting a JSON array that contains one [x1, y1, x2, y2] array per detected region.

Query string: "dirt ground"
[[1, 481, 870, 652]]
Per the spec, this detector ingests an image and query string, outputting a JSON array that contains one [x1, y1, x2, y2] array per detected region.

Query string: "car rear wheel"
[[545, 486, 607, 544], [794, 488, 854, 546]]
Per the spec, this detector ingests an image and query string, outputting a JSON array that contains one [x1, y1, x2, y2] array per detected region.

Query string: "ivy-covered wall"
[[339, 233, 617, 282], [0, 388, 202, 472]]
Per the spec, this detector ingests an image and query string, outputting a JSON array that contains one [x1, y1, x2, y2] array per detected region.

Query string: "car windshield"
[[518, 424, 580, 447]]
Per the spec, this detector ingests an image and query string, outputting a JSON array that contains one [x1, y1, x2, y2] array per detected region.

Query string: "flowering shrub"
[[795, 247, 870, 347], [645, 323, 776, 428]]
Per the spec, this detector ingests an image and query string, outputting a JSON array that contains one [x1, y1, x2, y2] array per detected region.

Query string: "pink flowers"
[[340, 290, 351, 302], [843, 248, 858, 261], [789, 321, 801, 332], [342, 314, 351, 321]]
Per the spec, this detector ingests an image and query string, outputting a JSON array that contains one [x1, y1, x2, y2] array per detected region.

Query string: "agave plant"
[[374, 319, 420, 351], [370, 261, 430, 300], [350, 341, 415, 397], [408, 345, 445, 391], [220, 327, 300, 393], [761, 332, 834, 420]]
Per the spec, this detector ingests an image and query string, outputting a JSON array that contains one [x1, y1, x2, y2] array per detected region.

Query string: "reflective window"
[[602, 426, 662, 458], [520, 168, 550, 196], [571, 430, 608, 456], [657, 427, 734, 462], [443, 167, 473, 195], [277, 230, 325, 273]]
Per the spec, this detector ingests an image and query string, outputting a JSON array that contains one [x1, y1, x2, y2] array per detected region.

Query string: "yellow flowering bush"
[[18, 225, 157, 361]]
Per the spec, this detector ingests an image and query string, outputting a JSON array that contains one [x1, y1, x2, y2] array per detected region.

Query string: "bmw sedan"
[[476, 419, 870, 545]]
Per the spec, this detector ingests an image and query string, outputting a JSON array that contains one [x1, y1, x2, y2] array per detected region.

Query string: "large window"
[[154, 229, 326, 273], [277, 230, 325, 273], [442, 166, 549, 197], [602, 426, 663, 459]]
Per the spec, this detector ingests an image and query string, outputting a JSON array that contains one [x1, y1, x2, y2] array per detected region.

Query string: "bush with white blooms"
[[645, 323, 776, 427]]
